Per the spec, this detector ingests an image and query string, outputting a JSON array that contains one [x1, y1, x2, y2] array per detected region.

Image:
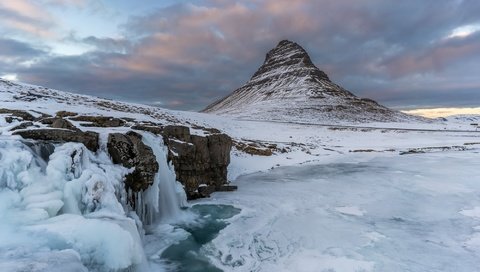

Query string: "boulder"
[[131, 125, 164, 135], [51, 118, 78, 130], [107, 131, 158, 192], [40, 117, 78, 130], [162, 125, 233, 199], [55, 111, 77, 118], [10, 122, 34, 131], [70, 115, 126, 127], [162, 125, 191, 142], [0, 108, 35, 121], [13, 129, 99, 152]]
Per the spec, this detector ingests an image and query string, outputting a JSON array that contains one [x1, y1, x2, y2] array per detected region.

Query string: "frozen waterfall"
[[135, 132, 188, 225], [0, 132, 189, 271]]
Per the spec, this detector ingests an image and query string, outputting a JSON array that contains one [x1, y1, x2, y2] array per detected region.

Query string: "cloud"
[[5, 0, 480, 110], [0, 38, 47, 58], [0, 0, 57, 38], [382, 32, 480, 77]]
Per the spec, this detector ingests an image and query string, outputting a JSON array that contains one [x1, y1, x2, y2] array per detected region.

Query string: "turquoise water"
[[161, 204, 240, 272]]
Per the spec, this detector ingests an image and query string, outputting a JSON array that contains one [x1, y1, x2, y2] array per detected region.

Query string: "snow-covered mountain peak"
[[250, 39, 330, 83], [203, 40, 419, 123]]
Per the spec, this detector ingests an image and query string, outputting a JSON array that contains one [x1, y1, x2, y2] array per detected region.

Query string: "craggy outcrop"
[[40, 117, 79, 131], [0, 108, 35, 121], [131, 125, 164, 135], [161, 125, 233, 199], [107, 131, 158, 192], [10, 122, 34, 131], [70, 115, 126, 127], [55, 111, 77, 118], [13, 129, 99, 152]]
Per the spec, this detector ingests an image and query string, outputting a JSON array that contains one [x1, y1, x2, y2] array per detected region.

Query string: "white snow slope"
[[1, 79, 480, 272]]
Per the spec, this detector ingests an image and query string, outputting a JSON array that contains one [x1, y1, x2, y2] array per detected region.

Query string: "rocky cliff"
[[203, 40, 417, 123], [1, 106, 234, 201]]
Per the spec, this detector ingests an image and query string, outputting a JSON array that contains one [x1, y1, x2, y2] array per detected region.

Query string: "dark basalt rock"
[[70, 115, 126, 127], [13, 129, 99, 152], [0, 108, 35, 121], [51, 118, 78, 130], [56, 111, 77, 118], [107, 131, 159, 192], [162, 125, 191, 142], [23, 141, 56, 162], [131, 125, 164, 135], [163, 126, 233, 199], [40, 117, 79, 131], [10, 122, 34, 131]]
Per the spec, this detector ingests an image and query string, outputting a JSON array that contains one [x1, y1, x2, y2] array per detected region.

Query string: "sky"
[[1, 0, 480, 112]]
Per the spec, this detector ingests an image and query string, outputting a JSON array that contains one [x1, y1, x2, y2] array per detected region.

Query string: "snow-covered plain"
[[1, 80, 480, 271], [198, 150, 480, 272]]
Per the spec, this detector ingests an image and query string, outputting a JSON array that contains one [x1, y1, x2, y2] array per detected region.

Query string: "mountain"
[[203, 40, 417, 123]]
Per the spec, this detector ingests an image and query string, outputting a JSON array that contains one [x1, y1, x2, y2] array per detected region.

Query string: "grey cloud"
[[0, 38, 46, 58], [8, 0, 480, 110]]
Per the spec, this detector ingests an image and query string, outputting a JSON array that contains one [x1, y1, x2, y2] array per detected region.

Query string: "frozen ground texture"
[[200, 150, 480, 272], [1, 79, 480, 271]]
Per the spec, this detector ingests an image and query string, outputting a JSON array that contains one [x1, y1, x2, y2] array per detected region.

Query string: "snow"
[[335, 206, 365, 216], [0, 138, 148, 271], [460, 207, 480, 219], [1, 79, 480, 271], [197, 151, 480, 271]]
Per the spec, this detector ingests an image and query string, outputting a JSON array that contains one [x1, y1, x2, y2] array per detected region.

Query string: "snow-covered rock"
[[203, 40, 419, 123]]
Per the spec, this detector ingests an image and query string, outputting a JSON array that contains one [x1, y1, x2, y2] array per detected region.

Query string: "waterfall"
[[0, 132, 188, 271], [0, 138, 147, 271], [136, 132, 188, 225]]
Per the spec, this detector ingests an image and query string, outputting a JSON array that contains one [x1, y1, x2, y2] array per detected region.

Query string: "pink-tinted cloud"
[[383, 33, 480, 77], [0, 0, 57, 38], [5, 0, 480, 110]]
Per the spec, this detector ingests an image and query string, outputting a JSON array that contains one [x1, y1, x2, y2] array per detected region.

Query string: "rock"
[[234, 141, 274, 156], [217, 185, 238, 192], [4, 116, 16, 123], [56, 111, 77, 118], [10, 122, 34, 131], [39, 117, 79, 130], [162, 125, 191, 142], [206, 133, 232, 187], [107, 131, 159, 192], [70, 115, 126, 127], [0, 108, 35, 121], [162, 125, 232, 199], [51, 118, 78, 130], [131, 125, 164, 135], [13, 129, 99, 152], [23, 141, 56, 162], [197, 185, 216, 198]]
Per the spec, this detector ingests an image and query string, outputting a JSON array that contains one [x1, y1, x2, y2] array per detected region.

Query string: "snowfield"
[[1, 79, 480, 271], [198, 151, 480, 272]]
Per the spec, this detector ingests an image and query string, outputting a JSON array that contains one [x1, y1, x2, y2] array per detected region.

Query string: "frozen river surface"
[[200, 151, 480, 272]]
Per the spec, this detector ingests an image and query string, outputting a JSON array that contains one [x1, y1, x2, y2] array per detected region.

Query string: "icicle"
[[136, 132, 188, 225]]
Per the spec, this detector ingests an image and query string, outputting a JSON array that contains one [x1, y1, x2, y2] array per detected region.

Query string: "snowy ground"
[[2, 80, 480, 271], [197, 150, 480, 272]]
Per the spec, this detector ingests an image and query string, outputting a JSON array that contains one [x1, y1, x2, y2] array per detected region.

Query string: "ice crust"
[[0, 134, 188, 271]]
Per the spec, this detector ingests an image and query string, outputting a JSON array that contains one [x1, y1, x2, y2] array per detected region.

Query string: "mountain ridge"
[[203, 40, 418, 123]]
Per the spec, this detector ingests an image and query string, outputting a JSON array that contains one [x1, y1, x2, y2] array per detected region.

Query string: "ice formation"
[[0, 133, 187, 271], [133, 132, 188, 225]]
